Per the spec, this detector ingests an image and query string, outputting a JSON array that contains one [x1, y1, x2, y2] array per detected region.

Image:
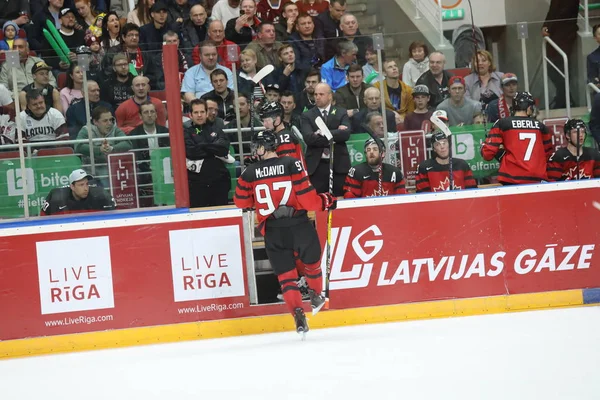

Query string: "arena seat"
[[149, 91, 167, 102], [0, 151, 21, 159], [447, 67, 471, 77], [57, 73, 67, 90], [37, 147, 74, 156]]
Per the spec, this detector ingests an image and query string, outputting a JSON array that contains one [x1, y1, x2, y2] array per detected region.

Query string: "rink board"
[[1, 180, 600, 358]]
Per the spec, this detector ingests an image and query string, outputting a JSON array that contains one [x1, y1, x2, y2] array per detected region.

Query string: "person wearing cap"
[[464, 50, 503, 107], [416, 129, 477, 192], [485, 73, 519, 124], [343, 136, 406, 198], [415, 51, 452, 108], [201, 69, 235, 120], [19, 61, 62, 113], [333, 64, 370, 117], [139, 1, 174, 52], [264, 83, 281, 103], [435, 76, 481, 127], [41, 169, 116, 216], [404, 84, 433, 131], [0, 38, 58, 92], [41, 7, 86, 71], [0, 21, 19, 50], [374, 60, 415, 123]]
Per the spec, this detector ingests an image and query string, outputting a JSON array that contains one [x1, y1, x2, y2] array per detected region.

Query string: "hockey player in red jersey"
[[481, 91, 553, 184], [343, 137, 406, 198], [547, 118, 600, 180], [234, 130, 336, 336], [258, 101, 306, 169], [416, 131, 477, 192]]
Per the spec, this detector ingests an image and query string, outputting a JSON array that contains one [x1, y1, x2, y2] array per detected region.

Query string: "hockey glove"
[[244, 155, 260, 165], [319, 193, 337, 211]]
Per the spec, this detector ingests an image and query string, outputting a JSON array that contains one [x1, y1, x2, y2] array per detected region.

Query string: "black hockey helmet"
[[251, 129, 279, 154], [430, 131, 448, 145], [512, 91, 535, 113], [258, 101, 283, 120], [564, 118, 587, 136], [364, 137, 384, 152]]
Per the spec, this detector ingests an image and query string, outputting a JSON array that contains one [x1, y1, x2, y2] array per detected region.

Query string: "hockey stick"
[[315, 116, 334, 304], [252, 65, 275, 84], [576, 126, 581, 180], [430, 113, 454, 190]]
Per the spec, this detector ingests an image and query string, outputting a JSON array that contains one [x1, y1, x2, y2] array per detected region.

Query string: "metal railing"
[[542, 36, 571, 118], [586, 82, 600, 112], [413, 0, 446, 47]]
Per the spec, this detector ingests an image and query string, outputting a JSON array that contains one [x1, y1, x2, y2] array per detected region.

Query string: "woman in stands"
[[100, 11, 122, 49], [402, 41, 429, 88], [74, 0, 98, 31], [127, 0, 155, 27], [60, 62, 84, 116], [296, 0, 328, 18], [237, 49, 271, 102], [464, 50, 503, 108]]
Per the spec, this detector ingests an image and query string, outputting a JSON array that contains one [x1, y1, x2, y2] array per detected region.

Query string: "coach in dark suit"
[[300, 82, 351, 196]]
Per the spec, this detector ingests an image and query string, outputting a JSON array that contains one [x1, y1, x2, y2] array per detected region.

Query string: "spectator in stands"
[[129, 101, 170, 206], [486, 73, 518, 124], [184, 98, 231, 207], [274, 44, 306, 94], [59, 62, 84, 115], [351, 87, 396, 134], [588, 24, 600, 88], [436, 76, 480, 127], [374, 60, 414, 122], [67, 80, 112, 139], [139, 1, 173, 52], [19, 88, 68, 143], [542, 0, 579, 109], [102, 23, 148, 79], [205, 98, 227, 130], [256, 0, 287, 24], [225, 0, 261, 48], [42, 8, 85, 72], [403, 84, 432, 131], [280, 90, 301, 129], [289, 13, 325, 70], [364, 111, 384, 138], [0, 21, 19, 51], [182, 4, 208, 55], [315, 0, 345, 40], [245, 22, 283, 70], [192, 20, 240, 70], [115, 75, 167, 134], [297, 0, 328, 18], [74, 0, 98, 31], [224, 92, 261, 133], [464, 50, 503, 107], [300, 82, 351, 195], [0, 1, 29, 29], [0, 39, 58, 92], [211, 0, 241, 26], [265, 83, 280, 102], [101, 53, 134, 107], [85, 33, 104, 82], [295, 69, 320, 113], [332, 13, 371, 66], [201, 69, 235, 119], [321, 40, 357, 92], [333, 64, 369, 117], [589, 92, 600, 146], [362, 47, 382, 84], [100, 11, 122, 49], [182, 40, 234, 103], [237, 48, 272, 100], [146, 30, 190, 90], [29, 0, 64, 51], [275, 2, 298, 42], [167, 0, 191, 27], [19, 61, 62, 114], [415, 51, 451, 108], [127, 0, 154, 26], [402, 41, 429, 88], [0, 83, 15, 121]]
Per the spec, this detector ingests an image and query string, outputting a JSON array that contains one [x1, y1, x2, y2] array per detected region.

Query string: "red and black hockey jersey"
[[343, 162, 406, 198], [481, 116, 553, 184], [234, 156, 323, 234], [415, 158, 477, 192], [547, 147, 600, 181], [276, 127, 306, 170]]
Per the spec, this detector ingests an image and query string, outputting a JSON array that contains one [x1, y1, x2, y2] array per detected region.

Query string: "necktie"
[[322, 109, 328, 121]]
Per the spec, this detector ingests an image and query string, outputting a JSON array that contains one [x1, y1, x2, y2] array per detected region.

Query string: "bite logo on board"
[[6, 168, 35, 196], [36, 236, 115, 315], [454, 133, 475, 160], [169, 225, 245, 302]]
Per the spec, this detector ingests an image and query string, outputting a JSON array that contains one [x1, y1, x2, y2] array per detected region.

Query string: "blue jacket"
[[320, 57, 348, 92], [587, 46, 600, 84]]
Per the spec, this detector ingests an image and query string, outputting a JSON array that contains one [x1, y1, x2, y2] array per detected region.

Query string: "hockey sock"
[[294, 251, 306, 276], [278, 269, 303, 314], [303, 261, 323, 294]]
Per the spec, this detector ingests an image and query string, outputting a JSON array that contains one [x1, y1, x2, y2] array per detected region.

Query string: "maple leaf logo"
[[564, 166, 592, 180], [433, 176, 462, 192], [367, 188, 389, 197]]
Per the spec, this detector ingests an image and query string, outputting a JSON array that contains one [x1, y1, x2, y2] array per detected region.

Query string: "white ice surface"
[[2, 306, 600, 400]]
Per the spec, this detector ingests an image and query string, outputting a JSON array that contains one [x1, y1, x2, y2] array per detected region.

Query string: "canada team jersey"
[[343, 162, 406, 198], [276, 127, 306, 170], [481, 116, 553, 184], [547, 147, 600, 181], [234, 156, 323, 234], [19, 108, 69, 142], [415, 158, 477, 192]]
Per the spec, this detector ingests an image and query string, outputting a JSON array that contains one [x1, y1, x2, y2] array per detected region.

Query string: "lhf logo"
[[36, 237, 115, 315]]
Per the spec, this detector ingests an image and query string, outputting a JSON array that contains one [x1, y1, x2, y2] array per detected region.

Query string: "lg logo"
[[321, 225, 383, 290]]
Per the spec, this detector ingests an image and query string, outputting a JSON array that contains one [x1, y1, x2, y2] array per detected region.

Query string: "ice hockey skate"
[[293, 308, 309, 340], [309, 289, 326, 316]]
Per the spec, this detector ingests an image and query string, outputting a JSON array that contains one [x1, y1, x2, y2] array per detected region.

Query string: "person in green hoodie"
[[75, 105, 132, 187]]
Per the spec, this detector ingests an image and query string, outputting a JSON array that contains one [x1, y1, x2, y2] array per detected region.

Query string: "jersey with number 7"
[[481, 116, 553, 184], [234, 156, 324, 234]]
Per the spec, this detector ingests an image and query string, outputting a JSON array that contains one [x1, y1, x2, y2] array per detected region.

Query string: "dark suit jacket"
[[300, 105, 351, 175]]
